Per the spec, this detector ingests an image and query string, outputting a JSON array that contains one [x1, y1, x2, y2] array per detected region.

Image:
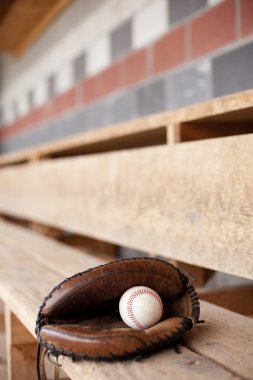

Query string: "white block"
[[133, 0, 168, 49], [17, 95, 29, 118], [208, 0, 223, 6], [0, 0, 150, 123], [34, 81, 47, 108], [87, 35, 110, 76], [197, 59, 211, 74], [56, 64, 73, 94], [2, 105, 15, 125]]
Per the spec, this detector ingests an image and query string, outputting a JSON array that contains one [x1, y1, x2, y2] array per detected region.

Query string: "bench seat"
[[0, 219, 252, 380]]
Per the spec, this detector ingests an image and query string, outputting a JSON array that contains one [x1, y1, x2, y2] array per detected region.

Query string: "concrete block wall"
[[0, 0, 253, 153]]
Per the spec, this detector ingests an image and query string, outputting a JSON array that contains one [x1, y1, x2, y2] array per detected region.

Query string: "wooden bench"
[[0, 89, 253, 380]]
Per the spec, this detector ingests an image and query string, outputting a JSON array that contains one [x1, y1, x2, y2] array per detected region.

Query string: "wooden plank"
[[184, 302, 253, 380], [59, 234, 117, 259], [1, 215, 117, 259], [61, 345, 241, 380], [0, 89, 253, 168], [4, 307, 37, 380], [0, 300, 4, 331], [0, 134, 253, 278], [171, 261, 214, 287], [14, 0, 73, 56], [0, 330, 7, 380], [0, 300, 6, 380], [4, 308, 35, 345], [198, 284, 253, 315], [0, 219, 106, 282], [0, 314, 4, 332], [0, 0, 73, 56], [167, 124, 181, 145], [0, 126, 167, 167], [180, 122, 253, 142], [7, 344, 37, 380], [0, 224, 252, 379], [167, 124, 216, 286]]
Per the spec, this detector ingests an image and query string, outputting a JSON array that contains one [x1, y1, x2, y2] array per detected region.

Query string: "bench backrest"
[[0, 90, 253, 280]]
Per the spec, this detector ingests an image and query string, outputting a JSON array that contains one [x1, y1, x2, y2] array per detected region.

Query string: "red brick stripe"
[[153, 26, 186, 74], [1, 0, 250, 141], [241, 0, 253, 37], [191, 0, 236, 59]]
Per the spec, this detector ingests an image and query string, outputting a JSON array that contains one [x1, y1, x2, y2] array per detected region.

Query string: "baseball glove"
[[36, 257, 200, 379]]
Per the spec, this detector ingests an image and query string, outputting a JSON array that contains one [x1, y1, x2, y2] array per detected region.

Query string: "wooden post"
[[166, 123, 181, 145], [4, 307, 37, 380], [166, 122, 214, 286], [0, 300, 7, 379]]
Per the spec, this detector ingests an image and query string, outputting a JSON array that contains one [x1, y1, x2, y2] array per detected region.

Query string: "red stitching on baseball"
[[126, 289, 163, 330]]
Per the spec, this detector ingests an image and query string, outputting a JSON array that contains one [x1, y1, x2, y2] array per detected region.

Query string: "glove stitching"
[[36, 257, 200, 362]]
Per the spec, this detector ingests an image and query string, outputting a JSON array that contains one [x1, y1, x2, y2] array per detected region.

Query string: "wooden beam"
[[0, 314, 4, 332], [171, 261, 214, 287], [198, 284, 253, 315], [14, 0, 73, 56], [167, 125, 215, 285], [166, 124, 181, 145], [59, 234, 118, 259], [0, 330, 7, 380], [0, 219, 107, 283], [0, 300, 4, 331], [4, 307, 37, 380], [0, 134, 253, 278], [0, 89, 253, 168], [180, 121, 253, 142]]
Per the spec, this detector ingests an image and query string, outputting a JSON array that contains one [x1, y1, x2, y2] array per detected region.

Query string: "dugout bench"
[[0, 89, 253, 379]]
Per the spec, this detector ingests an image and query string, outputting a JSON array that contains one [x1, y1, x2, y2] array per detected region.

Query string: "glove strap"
[[37, 344, 61, 380], [36, 343, 48, 380]]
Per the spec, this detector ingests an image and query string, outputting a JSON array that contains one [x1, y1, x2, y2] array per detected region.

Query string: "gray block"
[[50, 118, 65, 141], [169, 0, 207, 25], [0, 107, 3, 125], [61, 114, 77, 137], [137, 79, 165, 117], [111, 19, 132, 61], [19, 127, 38, 149], [18, 131, 31, 149], [73, 52, 86, 83], [84, 100, 113, 131], [12, 100, 19, 121], [47, 74, 56, 99], [32, 122, 52, 145], [27, 89, 34, 110], [165, 60, 211, 109], [57, 109, 87, 137], [1, 135, 22, 153], [213, 42, 253, 97], [112, 90, 137, 124]]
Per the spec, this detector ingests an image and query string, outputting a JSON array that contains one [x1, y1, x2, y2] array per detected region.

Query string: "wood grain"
[[0, 89, 253, 167], [0, 134, 253, 278], [0, 220, 252, 379], [0, 330, 7, 380], [4, 307, 37, 380], [61, 346, 241, 380], [198, 284, 253, 315], [0, 0, 73, 56], [184, 301, 253, 380], [0, 219, 106, 282]]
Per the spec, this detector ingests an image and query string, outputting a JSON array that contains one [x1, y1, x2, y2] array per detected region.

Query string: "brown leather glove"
[[36, 258, 200, 378]]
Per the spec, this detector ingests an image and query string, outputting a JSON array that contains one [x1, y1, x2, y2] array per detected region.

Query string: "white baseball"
[[119, 286, 163, 330]]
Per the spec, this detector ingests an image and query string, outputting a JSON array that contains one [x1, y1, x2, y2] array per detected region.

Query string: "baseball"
[[119, 286, 163, 330]]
